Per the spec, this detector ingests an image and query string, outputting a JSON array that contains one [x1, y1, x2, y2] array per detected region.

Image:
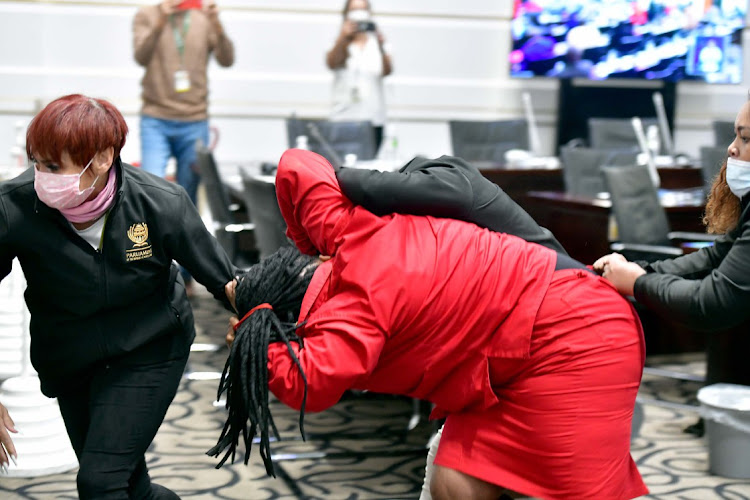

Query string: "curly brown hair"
[[703, 160, 741, 234]]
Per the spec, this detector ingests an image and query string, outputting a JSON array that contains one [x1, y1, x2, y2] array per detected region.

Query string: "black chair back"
[[712, 120, 735, 147], [195, 146, 234, 225], [239, 169, 289, 260], [700, 146, 726, 195], [560, 146, 639, 197], [286, 118, 377, 164], [195, 147, 259, 265], [449, 119, 529, 162], [602, 164, 671, 246], [588, 117, 660, 152]]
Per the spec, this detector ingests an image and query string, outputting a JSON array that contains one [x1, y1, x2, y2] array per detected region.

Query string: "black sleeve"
[[166, 189, 239, 310], [633, 221, 750, 331], [336, 161, 473, 218], [0, 195, 14, 283], [337, 157, 569, 255], [635, 233, 733, 279]]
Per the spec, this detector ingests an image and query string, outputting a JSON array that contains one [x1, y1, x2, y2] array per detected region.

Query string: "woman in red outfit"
[[213, 149, 648, 499]]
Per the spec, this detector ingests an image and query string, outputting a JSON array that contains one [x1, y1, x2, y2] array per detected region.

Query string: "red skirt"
[[434, 269, 648, 499]]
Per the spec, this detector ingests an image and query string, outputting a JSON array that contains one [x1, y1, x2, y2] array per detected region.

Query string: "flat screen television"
[[509, 0, 746, 83]]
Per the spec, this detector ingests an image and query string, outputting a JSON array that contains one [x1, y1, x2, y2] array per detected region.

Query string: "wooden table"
[[523, 191, 707, 266], [477, 163, 704, 213]]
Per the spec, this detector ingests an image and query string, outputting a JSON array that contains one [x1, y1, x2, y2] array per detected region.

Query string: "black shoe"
[[683, 418, 705, 437], [150, 483, 181, 499]]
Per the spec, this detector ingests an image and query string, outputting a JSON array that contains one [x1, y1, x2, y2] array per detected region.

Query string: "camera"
[[355, 21, 377, 32]]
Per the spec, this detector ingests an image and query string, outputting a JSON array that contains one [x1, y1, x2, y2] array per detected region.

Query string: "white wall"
[[0, 0, 748, 168]]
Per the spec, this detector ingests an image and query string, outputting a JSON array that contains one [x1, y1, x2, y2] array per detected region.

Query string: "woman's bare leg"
[[421, 425, 525, 500], [430, 464, 506, 500]]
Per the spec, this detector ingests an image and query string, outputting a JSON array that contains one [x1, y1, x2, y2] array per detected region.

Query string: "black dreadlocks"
[[207, 246, 319, 477]]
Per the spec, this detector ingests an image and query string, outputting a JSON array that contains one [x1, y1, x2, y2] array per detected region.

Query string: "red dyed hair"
[[26, 94, 128, 167]]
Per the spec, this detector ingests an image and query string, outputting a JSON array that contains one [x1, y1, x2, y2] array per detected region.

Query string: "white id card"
[[174, 70, 191, 93]]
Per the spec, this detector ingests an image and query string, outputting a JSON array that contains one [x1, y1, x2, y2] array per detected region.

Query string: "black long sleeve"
[[167, 188, 238, 311], [336, 155, 567, 254], [337, 158, 473, 218], [633, 207, 750, 331]]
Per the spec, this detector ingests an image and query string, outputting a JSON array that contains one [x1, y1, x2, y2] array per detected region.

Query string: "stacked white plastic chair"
[[0, 260, 25, 380], [0, 167, 78, 476], [0, 164, 26, 382]]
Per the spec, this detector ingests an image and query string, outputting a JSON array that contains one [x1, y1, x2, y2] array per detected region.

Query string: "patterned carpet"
[[2, 286, 750, 500]]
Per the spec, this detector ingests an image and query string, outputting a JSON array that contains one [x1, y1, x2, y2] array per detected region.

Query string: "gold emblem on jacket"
[[128, 223, 149, 247], [126, 223, 153, 262]]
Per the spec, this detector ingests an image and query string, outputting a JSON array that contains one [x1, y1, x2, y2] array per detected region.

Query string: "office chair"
[[588, 117, 661, 153], [238, 168, 290, 261], [601, 164, 718, 262], [449, 119, 529, 163], [603, 165, 716, 409], [560, 146, 639, 197], [285, 117, 377, 166], [712, 120, 735, 147], [194, 147, 256, 268], [699, 146, 726, 195]]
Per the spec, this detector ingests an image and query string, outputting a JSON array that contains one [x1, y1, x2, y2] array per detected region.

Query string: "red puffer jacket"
[[267, 149, 556, 417]]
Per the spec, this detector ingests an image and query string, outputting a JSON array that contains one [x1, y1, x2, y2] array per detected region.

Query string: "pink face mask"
[[34, 158, 99, 210]]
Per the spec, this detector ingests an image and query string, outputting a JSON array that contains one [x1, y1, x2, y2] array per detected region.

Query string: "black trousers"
[[56, 331, 190, 500]]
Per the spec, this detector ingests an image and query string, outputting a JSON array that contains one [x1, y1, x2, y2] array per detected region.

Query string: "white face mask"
[[726, 157, 750, 198], [347, 9, 371, 22]]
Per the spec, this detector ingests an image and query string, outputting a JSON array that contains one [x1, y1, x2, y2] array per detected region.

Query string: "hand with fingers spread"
[[0, 402, 17, 474]]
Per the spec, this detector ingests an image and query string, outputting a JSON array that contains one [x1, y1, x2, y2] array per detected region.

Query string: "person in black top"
[[594, 99, 750, 350], [0, 94, 237, 498], [594, 99, 750, 397]]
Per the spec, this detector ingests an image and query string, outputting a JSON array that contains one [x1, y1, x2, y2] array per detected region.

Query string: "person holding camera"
[[133, 0, 234, 207], [133, 0, 234, 295], [326, 0, 393, 150]]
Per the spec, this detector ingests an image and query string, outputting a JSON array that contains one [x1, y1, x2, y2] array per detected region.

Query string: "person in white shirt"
[[326, 0, 393, 150]]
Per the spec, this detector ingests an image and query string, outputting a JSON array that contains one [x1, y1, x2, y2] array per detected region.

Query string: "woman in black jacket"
[[0, 94, 237, 498], [594, 99, 750, 390]]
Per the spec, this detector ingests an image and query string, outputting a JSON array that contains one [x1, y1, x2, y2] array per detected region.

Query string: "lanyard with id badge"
[[171, 12, 191, 93]]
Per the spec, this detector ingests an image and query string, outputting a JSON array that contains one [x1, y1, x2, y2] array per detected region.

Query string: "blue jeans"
[[139, 115, 209, 205]]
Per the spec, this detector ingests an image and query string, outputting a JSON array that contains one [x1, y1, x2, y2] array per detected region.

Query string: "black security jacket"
[[633, 196, 750, 331], [0, 160, 237, 396], [336, 155, 568, 254]]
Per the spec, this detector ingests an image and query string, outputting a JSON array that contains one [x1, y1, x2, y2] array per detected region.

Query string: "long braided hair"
[[207, 246, 319, 476]]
